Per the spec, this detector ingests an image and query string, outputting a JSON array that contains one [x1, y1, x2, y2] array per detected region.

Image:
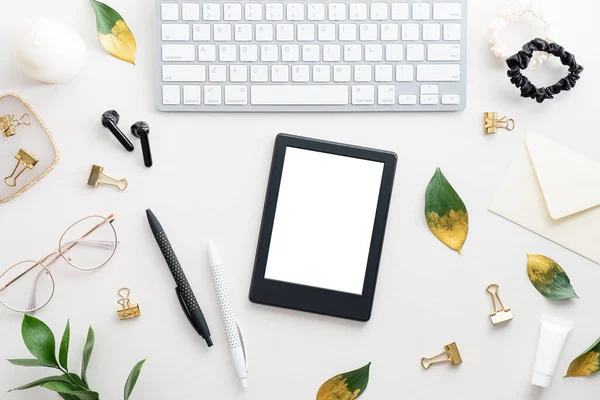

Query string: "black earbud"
[[101, 110, 134, 152], [131, 121, 153, 167]]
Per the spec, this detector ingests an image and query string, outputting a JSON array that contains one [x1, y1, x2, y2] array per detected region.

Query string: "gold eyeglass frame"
[[0, 213, 118, 313]]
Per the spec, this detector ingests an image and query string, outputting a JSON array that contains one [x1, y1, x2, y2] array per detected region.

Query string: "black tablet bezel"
[[249, 133, 397, 322]]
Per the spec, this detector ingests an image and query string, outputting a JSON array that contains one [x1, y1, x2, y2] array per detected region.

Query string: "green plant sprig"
[[7, 314, 145, 400]]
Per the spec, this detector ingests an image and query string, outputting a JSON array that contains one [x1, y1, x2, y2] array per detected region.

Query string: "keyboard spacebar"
[[251, 85, 349, 105]]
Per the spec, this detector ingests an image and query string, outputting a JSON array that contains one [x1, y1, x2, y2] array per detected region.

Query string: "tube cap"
[[531, 372, 552, 388]]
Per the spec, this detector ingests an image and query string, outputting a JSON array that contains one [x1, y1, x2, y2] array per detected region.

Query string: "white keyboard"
[[155, 1, 467, 112]]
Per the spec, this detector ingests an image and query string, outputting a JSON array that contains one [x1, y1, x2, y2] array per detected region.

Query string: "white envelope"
[[489, 130, 600, 264]]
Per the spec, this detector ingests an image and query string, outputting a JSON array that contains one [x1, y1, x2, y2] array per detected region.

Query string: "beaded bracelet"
[[506, 39, 584, 103]]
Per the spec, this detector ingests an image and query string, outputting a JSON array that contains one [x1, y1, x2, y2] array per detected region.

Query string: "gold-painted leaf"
[[565, 336, 600, 378], [90, 0, 136, 64], [317, 363, 370, 400], [425, 168, 468, 254], [527, 254, 578, 300]]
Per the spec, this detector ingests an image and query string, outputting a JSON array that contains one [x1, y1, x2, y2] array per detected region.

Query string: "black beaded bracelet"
[[506, 38, 584, 103]]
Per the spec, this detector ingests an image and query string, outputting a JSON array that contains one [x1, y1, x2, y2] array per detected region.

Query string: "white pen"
[[208, 240, 248, 388]]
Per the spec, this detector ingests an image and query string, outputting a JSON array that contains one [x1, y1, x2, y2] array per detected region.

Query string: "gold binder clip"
[[421, 342, 462, 369], [117, 288, 141, 320], [484, 112, 515, 134], [0, 113, 31, 138], [87, 165, 128, 191], [486, 284, 513, 325], [4, 149, 38, 187]]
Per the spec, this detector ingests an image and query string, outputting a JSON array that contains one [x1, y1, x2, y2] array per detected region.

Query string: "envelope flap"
[[526, 130, 600, 219]]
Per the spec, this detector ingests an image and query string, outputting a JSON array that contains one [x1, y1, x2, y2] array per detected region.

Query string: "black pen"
[[146, 209, 213, 347]]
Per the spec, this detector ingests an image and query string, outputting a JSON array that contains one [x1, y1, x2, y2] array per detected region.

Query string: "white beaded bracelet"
[[488, 1, 559, 70]]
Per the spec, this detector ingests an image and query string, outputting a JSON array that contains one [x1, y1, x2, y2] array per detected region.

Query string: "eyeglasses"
[[0, 214, 119, 313]]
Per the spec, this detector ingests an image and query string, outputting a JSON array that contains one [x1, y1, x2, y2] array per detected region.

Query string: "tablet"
[[249, 134, 397, 321]]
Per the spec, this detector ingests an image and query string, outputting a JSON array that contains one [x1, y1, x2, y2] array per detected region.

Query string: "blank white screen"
[[264, 147, 384, 295]]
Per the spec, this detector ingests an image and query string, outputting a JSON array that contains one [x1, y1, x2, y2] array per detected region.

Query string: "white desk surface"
[[1, 0, 599, 399]]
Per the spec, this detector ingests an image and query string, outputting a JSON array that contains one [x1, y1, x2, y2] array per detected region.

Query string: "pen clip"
[[237, 320, 248, 372], [175, 287, 196, 332]]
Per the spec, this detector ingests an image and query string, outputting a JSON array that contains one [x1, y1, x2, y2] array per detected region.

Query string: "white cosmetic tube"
[[531, 314, 573, 388]]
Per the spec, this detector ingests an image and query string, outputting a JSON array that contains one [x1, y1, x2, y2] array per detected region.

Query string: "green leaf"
[[90, 0, 136, 64], [425, 168, 469, 254], [565, 336, 600, 378], [527, 254, 578, 300], [21, 314, 58, 367], [124, 359, 146, 400], [10, 375, 72, 391], [42, 382, 99, 400], [81, 326, 95, 386], [7, 358, 57, 367], [59, 319, 70, 371], [59, 395, 81, 400], [42, 381, 78, 393], [317, 362, 371, 400], [66, 373, 89, 390]]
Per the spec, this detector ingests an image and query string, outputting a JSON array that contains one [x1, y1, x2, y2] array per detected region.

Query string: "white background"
[[0, 0, 599, 399], [265, 147, 384, 295]]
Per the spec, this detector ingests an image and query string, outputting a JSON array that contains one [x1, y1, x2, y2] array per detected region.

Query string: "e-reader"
[[249, 134, 397, 321]]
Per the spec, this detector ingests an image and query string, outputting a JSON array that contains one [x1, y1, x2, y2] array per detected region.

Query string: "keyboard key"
[[162, 65, 206, 82], [312, 65, 331, 82], [381, 24, 399, 41], [352, 85, 375, 105], [292, 65, 310, 82], [444, 23, 462, 41], [344, 44, 361, 61], [412, 3, 430, 20], [204, 85, 222, 105], [256, 24, 274, 41], [203, 3, 220, 21], [417, 64, 461, 81], [235, 24, 253, 41], [182, 3, 200, 21], [261, 44, 279, 61], [225, 85, 248, 105], [323, 44, 341, 61], [428, 44, 461, 61], [308, 3, 326, 20], [434, 3, 462, 20], [198, 44, 216, 61], [245, 3, 263, 21], [271, 65, 290, 82], [251, 85, 349, 105], [193, 24, 211, 41], [302, 44, 320, 61], [420, 84, 438, 95], [396, 64, 414, 81], [360, 24, 377, 41], [328, 3, 347, 21], [375, 64, 392, 82], [406, 44, 425, 61], [251, 65, 268, 82], [339, 24, 357, 41], [230, 65, 248, 82], [391, 3, 409, 20], [162, 24, 190, 41], [318, 24, 336, 41], [287, 3, 305, 21], [282, 44, 300, 61], [161, 3, 179, 21], [297, 24, 315, 41], [277, 24, 294, 41], [385, 44, 403, 61], [163, 85, 181, 104], [162, 44, 195, 61], [442, 94, 461, 104], [333, 65, 351, 82], [240, 44, 258, 61], [365, 44, 383, 61], [402, 23, 419, 40], [378, 85, 395, 105], [219, 44, 236, 61], [354, 64, 372, 82], [349, 3, 368, 20], [224, 3, 242, 21], [370, 3, 388, 20], [214, 24, 232, 41], [266, 3, 284, 21], [209, 65, 226, 82], [183, 85, 201, 104], [420, 94, 439, 104], [398, 94, 417, 105], [423, 23, 441, 41]]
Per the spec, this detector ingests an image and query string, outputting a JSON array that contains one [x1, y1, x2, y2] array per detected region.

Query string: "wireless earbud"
[[131, 121, 153, 168], [101, 110, 134, 152]]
